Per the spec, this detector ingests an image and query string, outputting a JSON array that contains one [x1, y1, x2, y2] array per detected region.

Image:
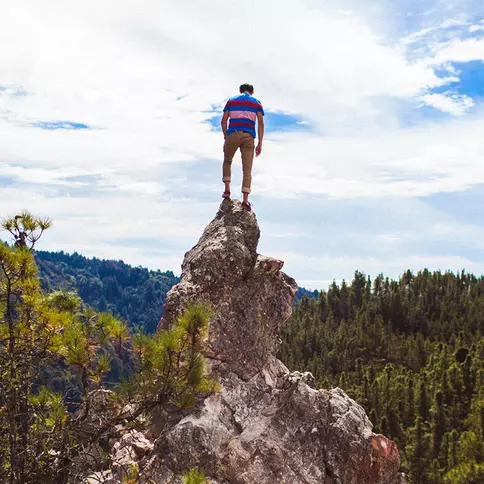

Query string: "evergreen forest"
[[32, 250, 484, 483], [280, 270, 484, 483], [35, 250, 179, 333]]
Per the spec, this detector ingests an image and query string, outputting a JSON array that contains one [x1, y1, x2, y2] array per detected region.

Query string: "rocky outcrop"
[[159, 199, 294, 382], [91, 199, 407, 483]]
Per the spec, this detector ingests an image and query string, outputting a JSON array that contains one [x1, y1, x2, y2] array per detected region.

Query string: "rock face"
[[159, 199, 294, 382], [95, 200, 407, 483]]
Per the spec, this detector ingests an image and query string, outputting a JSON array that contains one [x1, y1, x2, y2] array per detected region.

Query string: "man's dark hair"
[[239, 83, 254, 94]]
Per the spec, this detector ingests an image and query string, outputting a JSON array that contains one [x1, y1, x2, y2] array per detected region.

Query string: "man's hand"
[[255, 143, 262, 157]]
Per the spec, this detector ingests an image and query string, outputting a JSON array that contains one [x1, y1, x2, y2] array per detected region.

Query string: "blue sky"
[[1, 0, 484, 289]]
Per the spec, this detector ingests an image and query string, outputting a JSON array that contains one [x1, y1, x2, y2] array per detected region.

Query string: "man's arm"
[[221, 111, 229, 139], [256, 111, 264, 157]]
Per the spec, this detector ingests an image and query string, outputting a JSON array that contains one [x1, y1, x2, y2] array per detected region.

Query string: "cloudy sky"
[[1, 0, 484, 289]]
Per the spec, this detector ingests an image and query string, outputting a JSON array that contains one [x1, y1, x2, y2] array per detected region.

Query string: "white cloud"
[[254, 111, 484, 199], [0, 0, 455, 136], [431, 36, 484, 64], [440, 17, 470, 28], [469, 25, 484, 33], [0, 163, 88, 185], [2, 0, 471, 205], [420, 92, 475, 115], [1, 0, 484, 284]]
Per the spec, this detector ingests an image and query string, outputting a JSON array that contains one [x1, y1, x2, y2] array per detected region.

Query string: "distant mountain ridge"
[[36, 250, 179, 333]]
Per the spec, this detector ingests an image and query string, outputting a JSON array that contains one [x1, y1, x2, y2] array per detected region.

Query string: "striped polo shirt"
[[223, 93, 264, 138]]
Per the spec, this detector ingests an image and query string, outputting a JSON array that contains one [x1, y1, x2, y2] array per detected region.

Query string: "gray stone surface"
[[159, 199, 295, 382], [88, 199, 407, 483], [147, 200, 406, 484]]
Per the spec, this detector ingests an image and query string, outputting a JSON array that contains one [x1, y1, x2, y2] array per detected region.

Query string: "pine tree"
[[182, 469, 209, 484], [463, 355, 474, 405], [418, 375, 430, 422], [431, 391, 446, 461], [0, 212, 214, 483], [407, 376, 415, 427], [408, 417, 429, 484]]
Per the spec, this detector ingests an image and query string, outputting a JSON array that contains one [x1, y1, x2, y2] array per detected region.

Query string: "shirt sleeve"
[[257, 103, 265, 116], [223, 100, 231, 112]]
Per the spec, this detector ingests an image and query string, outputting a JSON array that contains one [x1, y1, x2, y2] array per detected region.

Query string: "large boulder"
[[143, 199, 407, 484], [87, 199, 407, 483]]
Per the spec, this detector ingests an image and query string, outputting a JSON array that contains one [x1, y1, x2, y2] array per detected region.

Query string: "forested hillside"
[[33, 250, 484, 482], [279, 270, 484, 483], [36, 250, 179, 333]]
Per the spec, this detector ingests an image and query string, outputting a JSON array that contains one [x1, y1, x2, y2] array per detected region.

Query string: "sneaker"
[[242, 201, 252, 212]]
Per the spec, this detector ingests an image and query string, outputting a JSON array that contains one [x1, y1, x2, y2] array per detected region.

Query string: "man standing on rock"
[[221, 83, 265, 211]]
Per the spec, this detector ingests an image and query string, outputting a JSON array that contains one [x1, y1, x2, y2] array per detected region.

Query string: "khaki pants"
[[222, 131, 255, 194]]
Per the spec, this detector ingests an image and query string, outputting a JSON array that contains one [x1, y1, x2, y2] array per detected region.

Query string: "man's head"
[[239, 83, 254, 95]]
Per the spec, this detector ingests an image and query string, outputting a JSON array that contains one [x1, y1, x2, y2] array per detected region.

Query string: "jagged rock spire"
[[159, 199, 297, 380], [91, 200, 407, 483], [146, 200, 407, 484]]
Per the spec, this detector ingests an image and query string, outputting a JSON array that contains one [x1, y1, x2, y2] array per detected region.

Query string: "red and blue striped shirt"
[[224, 93, 264, 138]]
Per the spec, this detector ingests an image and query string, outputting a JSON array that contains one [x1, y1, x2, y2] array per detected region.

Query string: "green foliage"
[[280, 270, 484, 483], [2, 210, 52, 250], [35, 249, 179, 333], [121, 301, 216, 411], [0, 211, 214, 484], [122, 463, 139, 484], [182, 468, 209, 484], [46, 290, 81, 313], [444, 462, 484, 483]]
